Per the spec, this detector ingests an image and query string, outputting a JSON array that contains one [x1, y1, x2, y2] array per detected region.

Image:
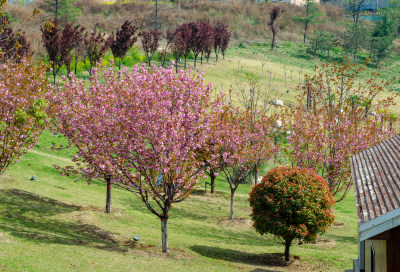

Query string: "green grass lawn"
[[0, 131, 358, 272], [3, 42, 383, 272]]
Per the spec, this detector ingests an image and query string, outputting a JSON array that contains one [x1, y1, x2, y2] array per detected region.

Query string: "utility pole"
[[155, 0, 158, 30], [55, 0, 59, 19]]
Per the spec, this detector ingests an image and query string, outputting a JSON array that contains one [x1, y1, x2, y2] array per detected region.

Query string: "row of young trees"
[[40, 17, 231, 83]]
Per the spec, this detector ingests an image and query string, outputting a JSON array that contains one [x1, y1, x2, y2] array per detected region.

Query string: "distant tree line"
[[40, 18, 231, 83]]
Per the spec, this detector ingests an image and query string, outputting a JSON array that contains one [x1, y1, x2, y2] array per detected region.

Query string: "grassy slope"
[[0, 130, 358, 272], [5, 42, 396, 272]]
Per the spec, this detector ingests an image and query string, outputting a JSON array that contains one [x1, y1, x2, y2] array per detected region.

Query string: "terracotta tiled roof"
[[350, 134, 400, 225]]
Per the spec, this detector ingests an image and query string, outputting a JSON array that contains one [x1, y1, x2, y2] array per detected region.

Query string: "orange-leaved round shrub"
[[249, 166, 335, 262]]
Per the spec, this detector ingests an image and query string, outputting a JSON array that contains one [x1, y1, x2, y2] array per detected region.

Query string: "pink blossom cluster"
[[51, 64, 225, 220]]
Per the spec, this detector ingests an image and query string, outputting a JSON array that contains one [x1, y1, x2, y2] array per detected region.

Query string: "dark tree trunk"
[[175, 60, 178, 73], [105, 177, 112, 213], [254, 167, 258, 185], [210, 174, 216, 194], [200, 52, 203, 65], [194, 55, 197, 67], [230, 189, 235, 220], [53, 68, 56, 85], [271, 26, 276, 51], [161, 218, 169, 252], [55, 0, 59, 20], [284, 239, 292, 262], [74, 60, 78, 75]]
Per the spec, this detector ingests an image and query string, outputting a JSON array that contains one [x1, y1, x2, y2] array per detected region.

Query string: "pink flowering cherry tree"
[[52, 63, 221, 252], [214, 106, 277, 220], [285, 61, 398, 201]]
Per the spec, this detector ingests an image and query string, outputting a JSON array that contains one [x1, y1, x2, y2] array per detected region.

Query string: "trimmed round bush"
[[249, 166, 335, 262]]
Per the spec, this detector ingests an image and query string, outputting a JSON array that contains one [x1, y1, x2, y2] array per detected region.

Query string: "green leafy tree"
[[307, 31, 336, 58], [343, 0, 367, 23], [368, 14, 396, 66], [320, 31, 336, 58], [341, 23, 367, 62], [43, 0, 81, 24], [249, 166, 335, 262], [294, 0, 324, 44]]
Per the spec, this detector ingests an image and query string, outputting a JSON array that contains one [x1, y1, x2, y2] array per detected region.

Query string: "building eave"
[[359, 207, 400, 241]]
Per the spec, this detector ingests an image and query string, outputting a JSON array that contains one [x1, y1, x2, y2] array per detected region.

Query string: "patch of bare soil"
[[191, 189, 223, 196], [78, 205, 122, 214], [305, 238, 336, 249], [218, 217, 253, 229], [0, 232, 12, 244], [0, 173, 12, 183], [332, 221, 345, 228]]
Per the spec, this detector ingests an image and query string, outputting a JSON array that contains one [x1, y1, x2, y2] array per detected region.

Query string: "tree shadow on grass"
[[190, 245, 297, 268], [0, 189, 128, 252]]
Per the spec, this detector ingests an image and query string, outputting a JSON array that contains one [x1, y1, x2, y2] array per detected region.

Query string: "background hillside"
[[6, 0, 347, 56]]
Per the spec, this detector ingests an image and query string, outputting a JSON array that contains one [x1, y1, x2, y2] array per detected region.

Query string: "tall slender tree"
[[268, 6, 281, 51], [43, 0, 81, 24], [83, 28, 112, 76], [213, 21, 230, 61], [343, 0, 367, 23], [140, 29, 162, 67], [294, 0, 323, 44], [41, 19, 85, 84], [110, 21, 138, 70]]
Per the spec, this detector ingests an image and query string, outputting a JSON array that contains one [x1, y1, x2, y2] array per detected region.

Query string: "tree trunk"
[[210, 174, 216, 194], [105, 177, 112, 213], [162, 50, 167, 67], [200, 52, 203, 65], [271, 27, 275, 51], [175, 60, 178, 73], [230, 191, 235, 220], [161, 218, 169, 253], [155, 0, 158, 30], [284, 239, 292, 262], [254, 167, 258, 185], [74, 60, 78, 75], [55, 0, 58, 19]]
